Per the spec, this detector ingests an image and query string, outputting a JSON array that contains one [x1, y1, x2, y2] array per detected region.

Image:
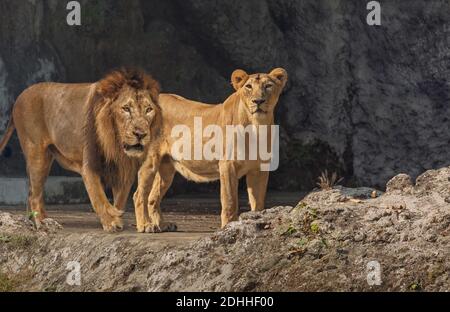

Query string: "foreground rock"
[[1, 168, 449, 291]]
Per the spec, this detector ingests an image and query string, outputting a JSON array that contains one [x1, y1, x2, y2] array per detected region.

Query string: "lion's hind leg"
[[22, 142, 54, 225]]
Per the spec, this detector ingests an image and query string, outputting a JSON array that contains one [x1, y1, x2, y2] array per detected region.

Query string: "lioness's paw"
[[136, 223, 148, 233], [145, 222, 178, 233], [136, 220, 155, 233]]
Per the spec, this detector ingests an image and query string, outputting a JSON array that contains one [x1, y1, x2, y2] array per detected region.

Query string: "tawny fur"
[[0, 68, 162, 232], [134, 68, 288, 233]]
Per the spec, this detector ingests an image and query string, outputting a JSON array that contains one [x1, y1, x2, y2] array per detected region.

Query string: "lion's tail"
[[0, 116, 15, 155]]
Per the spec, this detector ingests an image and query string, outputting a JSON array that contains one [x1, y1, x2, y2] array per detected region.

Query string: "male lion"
[[134, 68, 288, 233], [0, 68, 161, 232]]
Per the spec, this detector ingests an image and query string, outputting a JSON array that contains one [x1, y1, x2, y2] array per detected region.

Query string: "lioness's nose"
[[252, 99, 265, 106], [133, 130, 147, 140]]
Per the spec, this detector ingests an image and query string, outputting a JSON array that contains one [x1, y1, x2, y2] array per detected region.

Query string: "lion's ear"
[[231, 69, 249, 91], [269, 68, 288, 90], [97, 79, 121, 102]]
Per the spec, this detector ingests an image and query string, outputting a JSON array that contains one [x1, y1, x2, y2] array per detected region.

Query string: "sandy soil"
[[0, 192, 303, 242]]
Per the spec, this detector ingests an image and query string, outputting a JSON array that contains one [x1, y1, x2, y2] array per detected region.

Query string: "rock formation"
[[0, 0, 449, 190], [1, 166, 449, 291]]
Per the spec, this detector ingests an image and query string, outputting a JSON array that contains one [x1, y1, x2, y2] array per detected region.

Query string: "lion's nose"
[[133, 130, 147, 141], [252, 99, 265, 106]]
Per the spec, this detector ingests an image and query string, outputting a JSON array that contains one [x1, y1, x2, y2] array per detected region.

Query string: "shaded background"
[[0, 0, 449, 193]]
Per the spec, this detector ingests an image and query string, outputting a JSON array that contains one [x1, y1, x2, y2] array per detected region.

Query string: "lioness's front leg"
[[146, 160, 177, 233], [246, 170, 269, 212], [134, 154, 159, 233], [82, 166, 124, 232], [219, 161, 239, 228]]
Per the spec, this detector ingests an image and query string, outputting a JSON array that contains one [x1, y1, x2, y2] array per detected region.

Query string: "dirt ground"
[[0, 192, 303, 243]]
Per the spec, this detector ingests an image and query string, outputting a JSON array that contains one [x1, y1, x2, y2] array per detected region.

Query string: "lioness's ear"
[[231, 69, 249, 91], [269, 68, 288, 90]]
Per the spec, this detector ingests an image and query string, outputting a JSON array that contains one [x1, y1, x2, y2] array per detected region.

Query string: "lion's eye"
[[145, 107, 153, 114], [245, 84, 252, 90], [266, 84, 274, 89], [122, 107, 131, 114]]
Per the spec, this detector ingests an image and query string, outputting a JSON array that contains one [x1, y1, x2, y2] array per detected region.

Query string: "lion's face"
[[112, 87, 159, 158], [231, 68, 288, 118]]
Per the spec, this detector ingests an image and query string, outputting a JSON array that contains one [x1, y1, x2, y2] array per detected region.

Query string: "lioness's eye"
[[266, 84, 274, 89], [245, 84, 252, 90], [145, 107, 153, 114], [122, 107, 131, 114]]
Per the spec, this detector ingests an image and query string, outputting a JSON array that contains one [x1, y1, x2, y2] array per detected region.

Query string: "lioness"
[[0, 68, 161, 232], [134, 68, 288, 232]]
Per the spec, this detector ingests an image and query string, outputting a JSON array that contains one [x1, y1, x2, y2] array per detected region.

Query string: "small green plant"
[[409, 282, 422, 291], [285, 225, 297, 236], [297, 238, 308, 246], [27, 211, 39, 220], [310, 222, 320, 234]]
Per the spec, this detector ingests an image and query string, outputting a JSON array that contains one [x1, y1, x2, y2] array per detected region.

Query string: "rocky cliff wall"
[[0, 0, 449, 191]]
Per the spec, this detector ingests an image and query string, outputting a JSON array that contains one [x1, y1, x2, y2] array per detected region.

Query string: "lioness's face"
[[232, 68, 288, 118], [113, 87, 159, 158]]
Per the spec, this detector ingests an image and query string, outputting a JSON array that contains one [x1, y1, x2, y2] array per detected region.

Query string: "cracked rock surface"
[[1, 167, 449, 291]]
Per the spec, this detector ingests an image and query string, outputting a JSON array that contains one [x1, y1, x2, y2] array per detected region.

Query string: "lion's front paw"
[[145, 222, 178, 233], [101, 215, 124, 233], [112, 217, 124, 231]]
